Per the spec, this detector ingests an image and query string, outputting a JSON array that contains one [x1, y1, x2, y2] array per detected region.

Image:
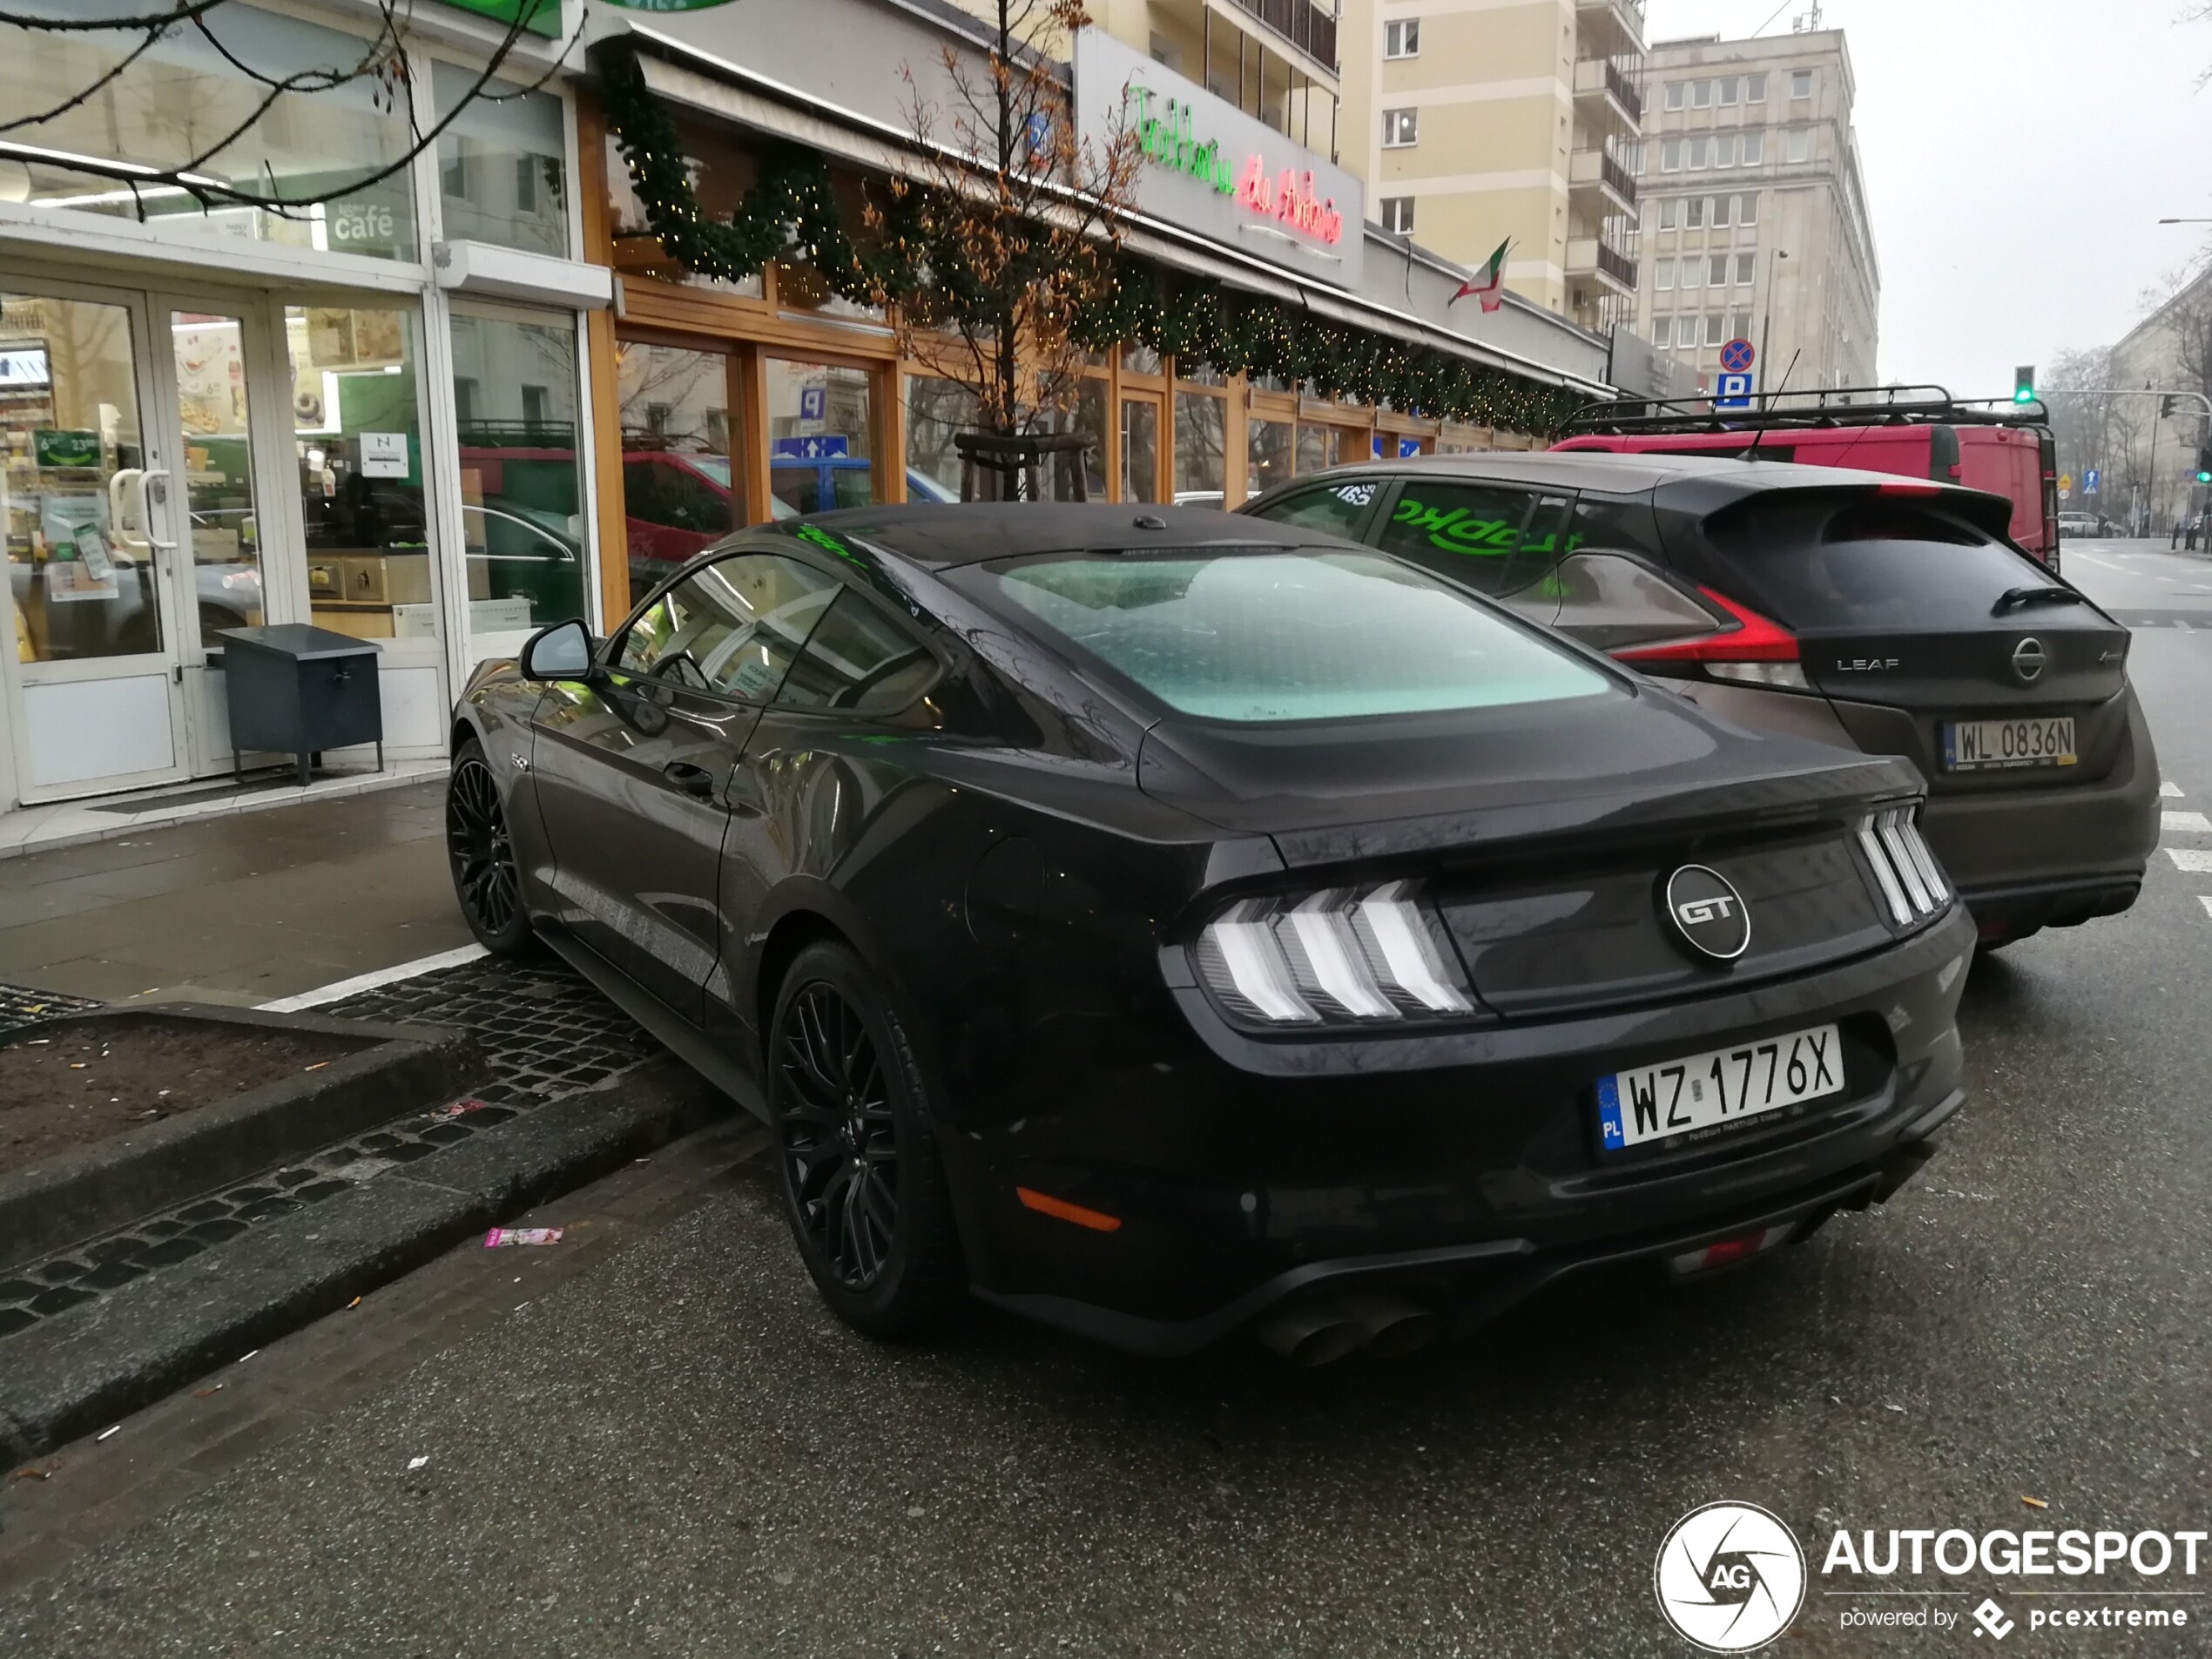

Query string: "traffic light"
[[2013, 365, 2035, 405], [2161, 395, 2179, 419], [2197, 445, 2212, 485]]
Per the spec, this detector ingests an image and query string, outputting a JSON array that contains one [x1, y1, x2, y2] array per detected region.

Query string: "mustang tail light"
[[1857, 805, 1949, 926], [1615, 589, 1812, 691], [1194, 880, 1475, 1026]]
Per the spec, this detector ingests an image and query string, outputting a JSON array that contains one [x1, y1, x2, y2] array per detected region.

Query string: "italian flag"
[[1451, 239, 1512, 312]]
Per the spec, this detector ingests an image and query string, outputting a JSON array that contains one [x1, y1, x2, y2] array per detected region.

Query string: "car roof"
[[776, 502, 1347, 569], [1286, 448, 1939, 500]]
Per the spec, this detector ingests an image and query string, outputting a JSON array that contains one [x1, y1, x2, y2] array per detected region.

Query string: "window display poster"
[[360, 431, 410, 477]]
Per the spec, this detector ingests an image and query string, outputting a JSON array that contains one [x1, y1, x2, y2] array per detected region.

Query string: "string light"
[[597, 45, 1582, 436]]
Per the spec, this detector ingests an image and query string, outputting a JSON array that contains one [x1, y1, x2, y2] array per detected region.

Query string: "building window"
[[1655, 257, 1674, 290], [1713, 133, 1737, 168], [1730, 311, 1753, 341], [1717, 76, 1739, 105], [1791, 69, 1814, 98], [1738, 191, 1759, 225], [1383, 108, 1419, 147], [1661, 80, 1683, 111], [1680, 255, 1701, 290], [1679, 317, 1702, 349], [1741, 131, 1764, 166], [1691, 78, 1712, 108], [1381, 196, 1415, 234], [1736, 252, 1756, 285], [1686, 136, 1708, 171], [1658, 197, 1679, 230], [1746, 71, 1768, 102], [1785, 127, 1811, 163], [1712, 194, 1733, 226], [434, 62, 569, 260], [1709, 254, 1730, 287], [1684, 196, 1706, 228], [1704, 314, 1725, 347], [1385, 18, 1420, 57], [1661, 138, 1682, 172]]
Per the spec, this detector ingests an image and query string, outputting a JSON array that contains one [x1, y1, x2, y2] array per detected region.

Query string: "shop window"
[[603, 128, 764, 299], [766, 358, 875, 516], [1173, 391, 1226, 503], [1294, 425, 1342, 475], [1121, 398, 1160, 502], [448, 311, 585, 639], [905, 377, 975, 503], [617, 342, 735, 598], [1246, 417, 1294, 502], [1123, 343, 1163, 377], [1053, 380, 1111, 502], [285, 306, 433, 642], [434, 62, 568, 259], [172, 311, 266, 640], [2, 293, 152, 663], [3, 6, 416, 259]]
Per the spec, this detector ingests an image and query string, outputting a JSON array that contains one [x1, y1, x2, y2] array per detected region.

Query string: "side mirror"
[[518, 617, 594, 682]]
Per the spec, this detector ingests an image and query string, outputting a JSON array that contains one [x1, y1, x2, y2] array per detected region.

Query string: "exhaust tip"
[[1253, 1305, 1370, 1367], [1339, 1294, 1440, 1360]]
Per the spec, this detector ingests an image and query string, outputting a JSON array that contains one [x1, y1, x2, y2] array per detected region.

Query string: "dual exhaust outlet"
[[1251, 1291, 1440, 1366]]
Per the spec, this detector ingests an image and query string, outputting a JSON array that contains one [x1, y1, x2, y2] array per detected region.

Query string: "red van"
[[1554, 387, 2060, 570]]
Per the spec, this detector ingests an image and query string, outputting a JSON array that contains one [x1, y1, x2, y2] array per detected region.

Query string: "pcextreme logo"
[[1654, 1502, 1808, 1652]]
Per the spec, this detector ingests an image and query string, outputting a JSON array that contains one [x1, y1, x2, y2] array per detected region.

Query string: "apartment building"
[[1336, 0, 1647, 332], [1634, 27, 1878, 394]]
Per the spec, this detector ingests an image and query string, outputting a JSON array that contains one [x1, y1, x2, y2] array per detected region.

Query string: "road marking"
[[2164, 811, 2212, 833], [2164, 781, 2187, 798], [2202, 897, 2212, 921], [260, 943, 490, 1011], [2168, 848, 2212, 873]]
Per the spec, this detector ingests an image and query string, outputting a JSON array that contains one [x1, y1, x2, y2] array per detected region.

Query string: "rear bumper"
[[1920, 686, 2160, 918]]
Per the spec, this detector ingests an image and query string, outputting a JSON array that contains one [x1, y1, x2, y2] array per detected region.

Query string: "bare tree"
[[0, 0, 569, 220], [877, 0, 1139, 475]]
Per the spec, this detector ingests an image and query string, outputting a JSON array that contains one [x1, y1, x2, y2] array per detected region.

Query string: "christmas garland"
[[595, 44, 1586, 435]]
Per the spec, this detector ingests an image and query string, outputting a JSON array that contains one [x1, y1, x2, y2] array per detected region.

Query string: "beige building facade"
[[1334, 0, 1647, 331], [1631, 27, 1878, 395]]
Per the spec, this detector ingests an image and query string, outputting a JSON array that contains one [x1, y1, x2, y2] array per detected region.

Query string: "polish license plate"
[[1942, 717, 2076, 771], [1596, 1023, 1844, 1152]]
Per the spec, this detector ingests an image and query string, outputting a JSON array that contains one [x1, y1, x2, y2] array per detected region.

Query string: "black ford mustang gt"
[[446, 503, 1973, 1364]]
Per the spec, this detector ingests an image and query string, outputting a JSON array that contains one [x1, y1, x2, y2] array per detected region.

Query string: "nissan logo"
[[2012, 637, 2047, 683], [1662, 866, 1751, 962]]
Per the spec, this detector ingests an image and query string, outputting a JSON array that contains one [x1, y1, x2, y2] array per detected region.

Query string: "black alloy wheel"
[[769, 941, 963, 1335], [446, 739, 533, 955]]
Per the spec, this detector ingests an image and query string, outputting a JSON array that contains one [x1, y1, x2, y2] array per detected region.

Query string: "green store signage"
[[435, 0, 561, 36], [33, 429, 100, 470]]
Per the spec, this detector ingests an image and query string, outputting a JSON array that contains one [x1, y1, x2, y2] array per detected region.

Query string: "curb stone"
[[0, 1057, 731, 1466]]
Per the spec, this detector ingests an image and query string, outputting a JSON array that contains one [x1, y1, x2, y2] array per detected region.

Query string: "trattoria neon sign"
[[1126, 85, 1345, 248]]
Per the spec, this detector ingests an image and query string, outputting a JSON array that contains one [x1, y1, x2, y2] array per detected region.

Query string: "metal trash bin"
[[214, 624, 383, 787]]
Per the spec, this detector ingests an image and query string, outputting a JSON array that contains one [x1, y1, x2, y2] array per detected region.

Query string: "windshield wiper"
[[1993, 585, 2087, 615]]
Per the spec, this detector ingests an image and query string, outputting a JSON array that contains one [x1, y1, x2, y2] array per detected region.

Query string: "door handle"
[[663, 760, 718, 800], [138, 468, 179, 553]]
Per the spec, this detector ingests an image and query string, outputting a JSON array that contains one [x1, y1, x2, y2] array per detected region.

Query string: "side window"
[[1373, 480, 1545, 594], [778, 590, 939, 713], [1247, 480, 1381, 536], [616, 552, 838, 700], [1551, 498, 1721, 650]]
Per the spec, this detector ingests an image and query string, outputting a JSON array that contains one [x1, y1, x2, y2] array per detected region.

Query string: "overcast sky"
[[1645, 0, 2212, 396]]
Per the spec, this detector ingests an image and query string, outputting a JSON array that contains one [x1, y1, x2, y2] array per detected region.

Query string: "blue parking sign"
[[1715, 371, 1755, 409]]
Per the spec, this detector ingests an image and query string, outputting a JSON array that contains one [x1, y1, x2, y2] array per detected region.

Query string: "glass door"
[[1120, 394, 1162, 504], [1, 284, 192, 798]]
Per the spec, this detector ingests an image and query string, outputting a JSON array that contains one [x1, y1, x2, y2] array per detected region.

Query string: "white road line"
[[2163, 811, 2212, 833], [2164, 781, 2187, 798], [260, 942, 489, 1011], [2168, 848, 2212, 873], [2202, 897, 2212, 921], [2072, 554, 2126, 572]]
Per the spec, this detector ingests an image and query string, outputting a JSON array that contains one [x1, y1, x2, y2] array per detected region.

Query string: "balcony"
[[1568, 146, 1637, 212], [1571, 56, 1642, 129], [1224, 0, 1339, 75], [1567, 235, 1637, 293], [1575, 0, 1646, 56]]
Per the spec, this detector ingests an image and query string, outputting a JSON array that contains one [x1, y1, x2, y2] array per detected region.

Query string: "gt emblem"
[[1675, 894, 1737, 926], [1662, 866, 1752, 962]]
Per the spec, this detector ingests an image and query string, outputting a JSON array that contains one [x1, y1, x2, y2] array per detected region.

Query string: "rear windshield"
[[968, 549, 1609, 723], [1692, 492, 2056, 629]]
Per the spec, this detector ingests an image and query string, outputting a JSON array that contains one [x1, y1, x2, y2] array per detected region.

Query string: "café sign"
[[1075, 29, 1363, 289]]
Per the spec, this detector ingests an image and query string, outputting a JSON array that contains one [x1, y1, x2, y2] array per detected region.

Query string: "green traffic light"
[[2198, 470, 2212, 484], [2013, 387, 2035, 405]]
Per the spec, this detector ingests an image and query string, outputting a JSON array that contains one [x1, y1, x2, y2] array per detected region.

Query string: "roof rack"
[[1561, 383, 2052, 437]]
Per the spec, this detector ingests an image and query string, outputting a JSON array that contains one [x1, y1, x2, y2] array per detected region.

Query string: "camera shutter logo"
[[1663, 866, 1752, 962], [1653, 1501, 1806, 1652]]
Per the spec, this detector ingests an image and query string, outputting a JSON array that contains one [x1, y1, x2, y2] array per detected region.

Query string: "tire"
[[445, 738, 536, 957], [768, 941, 965, 1337]]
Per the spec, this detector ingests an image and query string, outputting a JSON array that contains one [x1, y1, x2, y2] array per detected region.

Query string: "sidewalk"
[[0, 781, 473, 1008]]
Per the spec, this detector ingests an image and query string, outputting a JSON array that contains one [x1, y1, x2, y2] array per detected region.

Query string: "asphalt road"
[[4, 541, 2211, 1657]]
